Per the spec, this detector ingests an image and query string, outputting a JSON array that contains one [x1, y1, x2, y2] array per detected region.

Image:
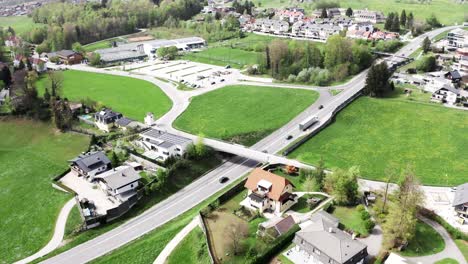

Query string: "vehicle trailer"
[[299, 116, 318, 131]]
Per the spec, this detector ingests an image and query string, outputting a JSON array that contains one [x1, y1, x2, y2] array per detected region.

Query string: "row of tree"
[[28, 0, 203, 52]]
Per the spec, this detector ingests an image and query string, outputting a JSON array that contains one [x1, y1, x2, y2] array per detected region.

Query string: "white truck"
[[299, 116, 319, 131]]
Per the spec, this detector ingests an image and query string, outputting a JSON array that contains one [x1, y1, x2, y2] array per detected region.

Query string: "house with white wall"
[[242, 168, 298, 215], [431, 84, 460, 105], [94, 108, 123, 132], [139, 129, 192, 161], [95, 165, 141, 202]]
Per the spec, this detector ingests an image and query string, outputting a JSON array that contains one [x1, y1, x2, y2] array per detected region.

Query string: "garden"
[[174, 85, 319, 146]]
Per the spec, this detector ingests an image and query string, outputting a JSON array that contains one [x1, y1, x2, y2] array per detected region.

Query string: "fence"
[[198, 213, 216, 264], [282, 92, 363, 156]]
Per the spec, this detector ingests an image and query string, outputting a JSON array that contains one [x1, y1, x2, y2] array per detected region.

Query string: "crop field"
[[0, 118, 89, 263], [36, 70, 172, 121], [289, 97, 468, 186], [174, 85, 319, 146]]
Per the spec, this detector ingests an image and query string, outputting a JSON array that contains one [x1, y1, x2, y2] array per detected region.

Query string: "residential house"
[[115, 117, 136, 131], [453, 183, 468, 224], [447, 28, 468, 49], [94, 108, 123, 132], [348, 22, 374, 32], [431, 84, 460, 105], [456, 48, 468, 75], [29, 57, 46, 73], [5, 36, 21, 47], [353, 9, 386, 24], [69, 151, 111, 180], [311, 8, 345, 19], [253, 19, 289, 35], [292, 211, 368, 264], [258, 215, 296, 238], [47, 50, 83, 65], [95, 165, 141, 203], [243, 168, 298, 214], [139, 129, 192, 161], [276, 8, 305, 23], [445, 70, 463, 83]]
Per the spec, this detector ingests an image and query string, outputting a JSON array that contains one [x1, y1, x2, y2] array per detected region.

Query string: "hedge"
[[249, 224, 301, 264]]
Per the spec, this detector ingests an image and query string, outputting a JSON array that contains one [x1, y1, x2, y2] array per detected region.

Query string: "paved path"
[[407, 216, 466, 264], [358, 224, 383, 258], [15, 198, 77, 264], [153, 217, 200, 264]]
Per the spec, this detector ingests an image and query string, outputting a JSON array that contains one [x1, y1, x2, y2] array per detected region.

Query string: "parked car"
[[220, 78, 225, 82], [225, 65, 231, 69], [286, 135, 293, 140], [211, 81, 216, 85], [318, 105, 324, 110], [219, 176, 229, 184]]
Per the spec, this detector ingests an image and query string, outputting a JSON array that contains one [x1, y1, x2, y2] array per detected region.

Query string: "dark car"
[[219, 176, 229, 184], [318, 105, 324, 110], [286, 135, 293, 140], [220, 78, 225, 82], [211, 81, 216, 85]]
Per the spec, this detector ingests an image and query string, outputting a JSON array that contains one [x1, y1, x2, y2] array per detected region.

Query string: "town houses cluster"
[[240, 7, 398, 42]]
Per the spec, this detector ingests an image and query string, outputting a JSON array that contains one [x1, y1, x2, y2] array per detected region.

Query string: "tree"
[[381, 164, 398, 214], [364, 62, 391, 97], [324, 166, 359, 205], [110, 151, 120, 167], [44, 87, 51, 102], [321, 8, 328, 18], [345, 7, 353, 17], [72, 42, 85, 54], [268, 39, 288, 78], [157, 46, 178, 60], [46, 71, 64, 97], [51, 99, 73, 131], [312, 157, 326, 190], [422, 36, 431, 53], [226, 222, 248, 255], [426, 13, 441, 28], [406, 12, 414, 29], [384, 12, 395, 31], [382, 168, 423, 249], [416, 56, 437, 72], [89, 53, 101, 66], [400, 10, 407, 27], [391, 13, 400, 32], [303, 175, 317, 195]]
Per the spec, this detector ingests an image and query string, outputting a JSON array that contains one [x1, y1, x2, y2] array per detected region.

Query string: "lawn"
[[400, 220, 445, 256], [36, 70, 172, 121], [332, 206, 369, 236], [288, 97, 468, 186], [0, 15, 45, 36], [174, 85, 319, 146], [455, 239, 468, 262], [166, 227, 210, 264], [289, 194, 327, 213], [182, 47, 260, 69], [0, 118, 89, 263], [434, 258, 459, 264]]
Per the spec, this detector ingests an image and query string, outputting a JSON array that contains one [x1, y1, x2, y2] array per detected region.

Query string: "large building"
[[447, 28, 468, 49], [95, 37, 206, 64], [292, 211, 368, 264]]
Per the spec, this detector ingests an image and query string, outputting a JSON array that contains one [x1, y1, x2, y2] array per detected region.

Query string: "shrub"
[[364, 219, 375, 232], [356, 204, 365, 212], [360, 210, 371, 220]]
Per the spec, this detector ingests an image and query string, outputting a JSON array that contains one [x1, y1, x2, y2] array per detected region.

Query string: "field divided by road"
[[174, 85, 319, 146], [0, 118, 89, 263]]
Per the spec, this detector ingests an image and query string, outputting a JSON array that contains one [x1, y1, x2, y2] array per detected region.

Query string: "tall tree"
[[324, 166, 359, 205], [321, 8, 328, 18], [392, 13, 400, 32], [364, 62, 391, 97], [384, 12, 395, 31], [406, 12, 414, 29], [46, 71, 64, 97], [345, 7, 353, 17], [400, 10, 407, 27], [422, 36, 431, 53]]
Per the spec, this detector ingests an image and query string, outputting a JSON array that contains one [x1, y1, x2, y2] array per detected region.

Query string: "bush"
[[364, 219, 375, 232], [356, 204, 365, 212], [360, 210, 371, 220]]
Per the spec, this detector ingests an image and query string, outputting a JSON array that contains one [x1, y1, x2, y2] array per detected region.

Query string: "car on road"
[[318, 105, 324, 110], [211, 81, 216, 85], [286, 135, 293, 140], [225, 65, 231, 69], [219, 176, 229, 184], [220, 78, 225, 82]]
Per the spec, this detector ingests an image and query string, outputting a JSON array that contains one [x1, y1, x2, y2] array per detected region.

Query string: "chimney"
[[328, 227, 333, 233]]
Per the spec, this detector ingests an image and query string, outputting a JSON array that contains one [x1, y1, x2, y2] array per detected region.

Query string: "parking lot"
[[131, 60, 241, 89]]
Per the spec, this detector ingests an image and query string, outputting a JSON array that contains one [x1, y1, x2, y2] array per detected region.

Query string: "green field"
[[455, 239, 468, 262], [400, 220, 445, 256], [36, 70, 172, 121], [289, 97, 468, 186], [435, 259, 459, 264], [252, 0, 466, 25], [183, 47, 260, 69], [166, 227, 210, 264], [0, 118, 89, 263], [174, 85, 319, 146], [0, 16, 45, 36]]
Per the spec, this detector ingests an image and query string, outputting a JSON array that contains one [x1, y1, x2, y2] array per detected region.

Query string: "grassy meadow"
[[0, 118, 89, 263], [166, 227, 210, 264], [400, 220, 445, 256], [289, 97, 468, 186], [182, 46, 260, 69], [0, 15, 45, 36], [174, 85, 319, 146], [36, 70, 172, 121]]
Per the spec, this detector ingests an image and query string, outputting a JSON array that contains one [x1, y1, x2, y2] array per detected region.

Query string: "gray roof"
[[70, 151, 111, 173], [440, 84, 460, 95], [294, 211, 367, 264], [453, 183, 468, 207], [96, 166, 141, 190], [141, 129, 192, 148], [116, 117, 133, 127]]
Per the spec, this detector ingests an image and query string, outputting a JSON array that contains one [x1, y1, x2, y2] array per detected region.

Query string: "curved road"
[[40, 25, 460, 264]]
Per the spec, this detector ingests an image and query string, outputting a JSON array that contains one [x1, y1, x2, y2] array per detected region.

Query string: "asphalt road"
[[40, 25, 460, 264]]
